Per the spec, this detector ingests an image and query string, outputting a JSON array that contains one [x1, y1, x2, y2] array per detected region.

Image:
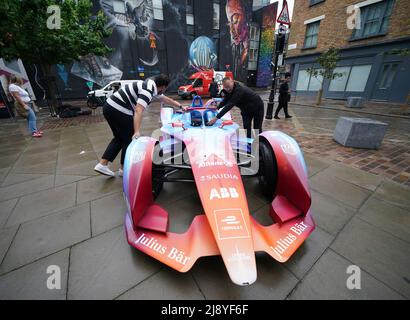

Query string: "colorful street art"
[[189, 36, 218, 71], [256, 2, 278, 87], [225, 0, 251, 82]]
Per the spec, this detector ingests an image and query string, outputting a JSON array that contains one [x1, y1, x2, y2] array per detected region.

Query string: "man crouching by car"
[[207, 77, 264, 139]]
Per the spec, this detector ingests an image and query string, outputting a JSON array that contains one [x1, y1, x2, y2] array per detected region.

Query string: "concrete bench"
[[346, 97, 365, 108], [333, 117, 388, 149]]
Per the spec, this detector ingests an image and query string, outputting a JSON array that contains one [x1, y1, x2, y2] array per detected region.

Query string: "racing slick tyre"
[[258, 139, 278, 201], [152, 163, 165, 199], [152, 144, 165, 199]]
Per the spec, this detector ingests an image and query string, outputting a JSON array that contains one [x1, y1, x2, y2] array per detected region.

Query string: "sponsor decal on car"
[[270, 222, 309, 258], [200, 173, 239, 182], [135, 233, 191, 266], [214, 209, 250, 240]]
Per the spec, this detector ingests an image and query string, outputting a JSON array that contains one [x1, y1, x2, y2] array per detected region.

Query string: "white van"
[[88, 80, 136, 99]]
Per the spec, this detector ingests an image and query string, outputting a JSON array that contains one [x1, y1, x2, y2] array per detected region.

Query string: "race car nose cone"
[[227, 262, 257, 286]]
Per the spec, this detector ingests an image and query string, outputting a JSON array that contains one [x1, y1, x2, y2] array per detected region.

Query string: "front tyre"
[[258, 139, 278, 201]]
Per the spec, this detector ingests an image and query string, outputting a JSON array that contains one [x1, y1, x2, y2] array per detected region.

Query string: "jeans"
[[242, 103, 265, 139], [27, 104, 37, 133], [102, 103, 134, 165]]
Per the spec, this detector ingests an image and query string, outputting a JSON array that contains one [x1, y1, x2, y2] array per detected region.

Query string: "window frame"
[[303, 21, 320, 49], [351, 0, 394, 41]]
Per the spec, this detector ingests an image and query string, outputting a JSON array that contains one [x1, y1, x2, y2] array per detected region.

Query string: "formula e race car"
[[123, 96, 315, 286]]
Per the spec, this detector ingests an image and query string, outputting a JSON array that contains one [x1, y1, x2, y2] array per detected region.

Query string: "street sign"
[[277, 0, 291, 25], [278, 24, 287, 35]]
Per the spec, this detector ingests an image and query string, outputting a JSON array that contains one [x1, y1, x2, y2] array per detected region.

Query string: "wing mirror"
[[172, 122, 186, 130], [219, 120, 233, 128]]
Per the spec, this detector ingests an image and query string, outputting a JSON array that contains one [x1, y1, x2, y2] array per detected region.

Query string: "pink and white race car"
[[123, 97, 315, 286]]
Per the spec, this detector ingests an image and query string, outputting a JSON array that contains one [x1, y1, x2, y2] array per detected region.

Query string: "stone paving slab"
[[372, 181, 410, 210], [310, 172, 372, 209], [331, 218, 410, 298], [117, 270, 204, 300], [358, 196, 410, 243], [0, 175, 55, 203], [304, 155, 331, 177], [54, 174, 90, 187], [68, 227, 162, 300], [10, 159, 57, 174], [319, 164, 383, 192], [284, 227, 334, 280], [76, 175, 123, 204], [6, 183, 76, 227], [310, 191, 356, 236], [0, 225, 18, 264], [0, 198, 18, 229], [1, 173, 50, 187], [288, 250, 404, 300], [191, 254, 299, 300], [91, 192, 127, 237], [0, 249, 69, 300], [0, 203, 90, 274]]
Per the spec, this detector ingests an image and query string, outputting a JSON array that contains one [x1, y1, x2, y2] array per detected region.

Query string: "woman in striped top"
[[94, 74, 186, 177]]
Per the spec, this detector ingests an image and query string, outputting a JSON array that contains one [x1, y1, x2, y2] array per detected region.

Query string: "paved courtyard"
[[0, 101, 409, 300]]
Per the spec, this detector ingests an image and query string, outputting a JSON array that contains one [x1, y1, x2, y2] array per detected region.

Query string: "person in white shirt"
[[95, 74, 187, 177], [8, 75, 42, 138]]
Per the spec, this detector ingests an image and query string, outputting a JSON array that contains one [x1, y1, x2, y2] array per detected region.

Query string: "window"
[[329, 65, 372, 92], [352, 0, 394, 39], [186, 0, 194, 25], [296, 70, 310, 91], [310, 0, 325, 5], [379, 63, 399, 89], [304, 22, 320, 48], [328, 67, 350, 92], [192, 79, 203, 88], [346, 65, 372, 92], [296, 69, 324, 92], [213, 3, 220, 30], [153, 0, 164, 20], [112, 0, 126, 13]]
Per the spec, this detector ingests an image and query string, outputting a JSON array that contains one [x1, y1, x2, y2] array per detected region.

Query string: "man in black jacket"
[[274, 72, 292, 119], [209, 78, 219, 98], [207, 77, 264, 138]]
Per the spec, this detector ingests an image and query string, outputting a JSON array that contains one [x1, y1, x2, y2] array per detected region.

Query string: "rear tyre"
[[152, 143, 165, 199], [258, 139, 278, 201], [152, 163, 165, 199]]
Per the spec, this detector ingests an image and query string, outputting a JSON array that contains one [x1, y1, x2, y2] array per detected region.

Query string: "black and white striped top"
[[106, 79, 158, 116]]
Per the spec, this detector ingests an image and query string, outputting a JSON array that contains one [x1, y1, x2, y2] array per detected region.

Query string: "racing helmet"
[[203, 110, 218, 126], [190, 110, 203, 127]]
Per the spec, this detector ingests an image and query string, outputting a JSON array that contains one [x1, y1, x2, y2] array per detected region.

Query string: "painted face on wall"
[[226, 0, 249, 46]]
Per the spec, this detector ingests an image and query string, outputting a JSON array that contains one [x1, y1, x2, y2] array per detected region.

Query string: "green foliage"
[[388, 48, 410, 57], [307, 47, 343, 82], [0, 0, 112, 66]]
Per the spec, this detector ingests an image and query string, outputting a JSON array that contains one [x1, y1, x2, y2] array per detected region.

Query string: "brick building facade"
[[285, 0, 410, 103]]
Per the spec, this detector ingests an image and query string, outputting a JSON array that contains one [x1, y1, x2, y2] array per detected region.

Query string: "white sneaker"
[[118, 168, 124, 177], [94, 163, 115, 177]]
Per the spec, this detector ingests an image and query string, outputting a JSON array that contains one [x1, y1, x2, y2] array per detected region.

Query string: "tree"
[[0, 0, 112, 115], [306, 47, 343, 106]]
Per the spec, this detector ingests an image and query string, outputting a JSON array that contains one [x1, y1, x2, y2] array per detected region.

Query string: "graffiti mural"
[[189, 36, 218, 71], [225, 0, 251, 82], [25, 0, 259, 100], [256, 2, 278, 87]]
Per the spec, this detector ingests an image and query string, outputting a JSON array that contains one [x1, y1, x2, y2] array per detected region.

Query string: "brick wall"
[[287, 0, 410, 57]]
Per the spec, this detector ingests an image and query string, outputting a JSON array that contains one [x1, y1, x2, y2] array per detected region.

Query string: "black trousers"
[[274, 95, 290, 117], [102, 104, 134, 165], [242, 103, 264, 139]]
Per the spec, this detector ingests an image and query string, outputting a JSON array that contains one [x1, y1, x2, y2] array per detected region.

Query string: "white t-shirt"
[[9, 84, 31, 103]]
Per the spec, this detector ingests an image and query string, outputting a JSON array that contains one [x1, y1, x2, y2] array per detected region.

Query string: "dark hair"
[[154, 74, 170, 87], [222, 77, 232, 82], [285, 72, 291, 78]]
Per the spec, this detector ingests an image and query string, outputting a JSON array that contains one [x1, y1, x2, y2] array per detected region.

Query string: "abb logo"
[[209, 188, 239, 200]]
